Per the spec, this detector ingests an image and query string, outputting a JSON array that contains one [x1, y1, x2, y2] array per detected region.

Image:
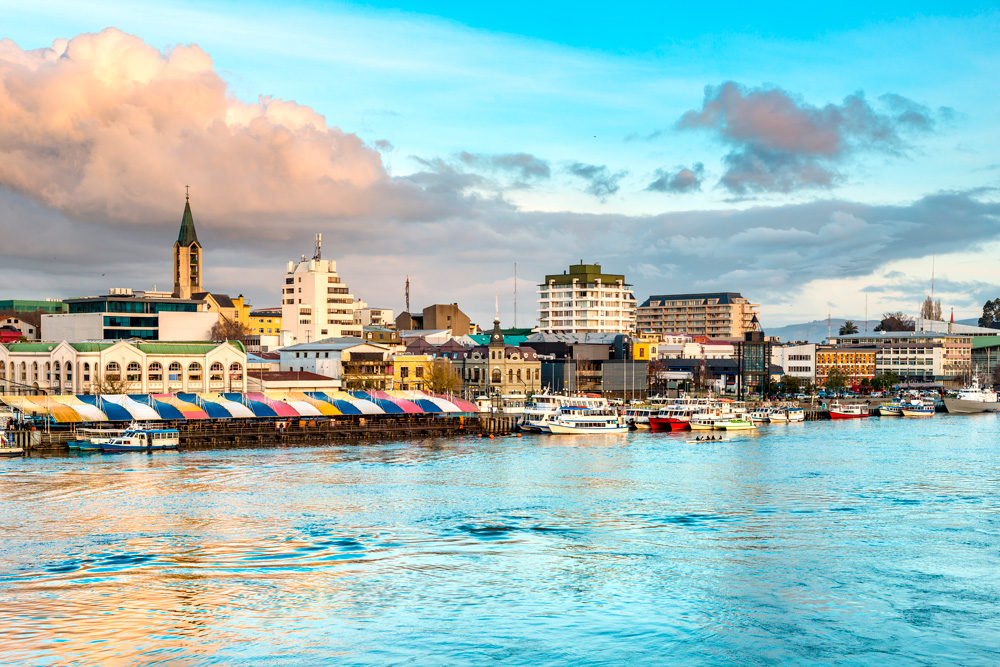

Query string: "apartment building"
[[815, 345, 877, 388], [772, 343, 816, 382], [537, 262, 635, 334], [829, 331, 975, 384], [636, 292, 759, 338], [281, 238, 362, 345]]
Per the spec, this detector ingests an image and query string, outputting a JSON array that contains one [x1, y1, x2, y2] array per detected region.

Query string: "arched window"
[[105, 361, 121, 381], [228, 362, 243, 380], [83, 362, 90, 382], [54, 361, 61, 376], [534, 369, 540, 381], [516, 369, 522, 381], [491, 368, 501, 384], [45, 362, 51, 382], [31, 362, 38, 381], [188, 362, 202, 381], [0, 360, 5, 380], [210, 362, 224, 381], [508, 369, 513, 383], [20, 362, 27, 382], [66, 363, 73, 381], [168, 362, 182, 382], [148, 362, 163, 382], [126, 361, 141, 382]]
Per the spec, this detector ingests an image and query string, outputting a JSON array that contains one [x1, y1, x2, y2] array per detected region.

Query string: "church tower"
[[172, 189, 202, 299]]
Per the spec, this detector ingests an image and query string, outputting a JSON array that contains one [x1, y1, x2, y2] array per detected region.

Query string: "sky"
[[0, 1, 998, 328]]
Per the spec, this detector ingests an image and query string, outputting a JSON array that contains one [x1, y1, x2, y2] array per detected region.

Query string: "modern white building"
[[772, 343, 817, 382], [42, 290, 218, 342], [0, 340, 246, 395], [281, 236, 363, 345], [356, 306, 395, 328], [537, 261, 635, 334]]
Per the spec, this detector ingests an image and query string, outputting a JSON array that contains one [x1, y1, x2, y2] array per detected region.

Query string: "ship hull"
[[943, 398, 1000, 414]]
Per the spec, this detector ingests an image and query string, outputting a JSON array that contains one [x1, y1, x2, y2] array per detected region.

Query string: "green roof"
[[177, 200, 200, 247], [3, 340, 244, 354], [542, 262, 628, 286], [972, 335, 1000, 349]]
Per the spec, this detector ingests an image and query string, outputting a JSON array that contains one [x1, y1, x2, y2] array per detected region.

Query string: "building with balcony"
[[281, 236, 363, 345], [828, 331, 979, 385], [636, 292, 759, 338], [278, 338, 392, 390], [42, 289, 218, 341], [537, 262, 635, 334], [0, 340, 246, 395]]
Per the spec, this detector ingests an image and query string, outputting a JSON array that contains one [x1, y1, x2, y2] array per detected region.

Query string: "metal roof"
[[177, 199, 200, 246]]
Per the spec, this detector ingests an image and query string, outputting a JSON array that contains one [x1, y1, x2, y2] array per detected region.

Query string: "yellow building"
[[232, 296, 251, 327], [393, 354, 434, 391], [250, 307, 283, 336], [816, 346, 877, 388], [633, 340, 656, 362]]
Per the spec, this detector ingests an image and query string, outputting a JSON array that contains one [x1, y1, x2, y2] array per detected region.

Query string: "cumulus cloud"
[[566, 162, 627, 201], [458, 152, 550, 182], [647, 163, 704, 193], [0, 28, 432, 233], [676, 81, 939, 194]]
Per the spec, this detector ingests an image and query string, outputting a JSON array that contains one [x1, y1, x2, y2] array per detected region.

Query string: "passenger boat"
[[102, 425, 180, 452], [878, 403, 903, 416], [621, 405, 658, 430], [648, 399, 710, 432], [518, 392, 609, 433], [943, 377, 1000, 414], [768, 407, 804, 422], [748, 408, 772, 424], [69, 428, 126, 451], [475, 392, 527, 415], [829, 403, 869, 419], [900, 401, 935, 417], [713, 418, 756, 430], [546, 406, 627, 434]]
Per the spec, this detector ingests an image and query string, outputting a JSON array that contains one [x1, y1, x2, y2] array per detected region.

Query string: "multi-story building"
[[0, 340, 246, 395], [815, 345, 877, 388], [281, 238, 362, 345], [0, 317, 39, 341], [42, 289, 218, 341], [829, 331, 977, 384], [394, 354, 434, 391], [396, 304, 471, 335], [356, 307, 395, 329], [250, 307, 283, 336], [279, 338, 392, 389], [772, 343, 816, 383], [457, 319, 542, 394], [636, 292, 759, 338], [0, 299, 66, 314], [537, 262, 635, 334]]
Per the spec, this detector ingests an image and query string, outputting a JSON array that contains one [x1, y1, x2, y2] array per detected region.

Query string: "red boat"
[[829, 402, 869, 419], [648, 404, 700, 431]]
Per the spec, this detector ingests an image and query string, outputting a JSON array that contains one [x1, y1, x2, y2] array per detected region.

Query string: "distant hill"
[[763, 319, 882, 344]]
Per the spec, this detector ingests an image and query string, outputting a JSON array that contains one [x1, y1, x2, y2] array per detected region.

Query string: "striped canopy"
[[0, 390, 481, 423]]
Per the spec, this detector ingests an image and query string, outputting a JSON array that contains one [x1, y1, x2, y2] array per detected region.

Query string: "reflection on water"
[[2, 417, 1000, 664]]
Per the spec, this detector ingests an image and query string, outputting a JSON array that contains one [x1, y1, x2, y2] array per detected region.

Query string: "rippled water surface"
[[3, 415, 1000, 665]]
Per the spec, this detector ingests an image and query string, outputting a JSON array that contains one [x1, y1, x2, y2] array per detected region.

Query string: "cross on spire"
[[185, 184, 190, 202]]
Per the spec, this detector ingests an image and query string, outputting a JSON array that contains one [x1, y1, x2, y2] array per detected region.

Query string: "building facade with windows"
[[828, 331, 979, 384], [42, 290, 218, 341], [537, 262, 635, 334], [0, 340, 246, 395], [815, 345, 877, 388], [636, 292, 760, 338], [772, 343, 817, 383], [281, 245, 362, 345], [279, 338, 392, 389], [458, 319, 542, 395]]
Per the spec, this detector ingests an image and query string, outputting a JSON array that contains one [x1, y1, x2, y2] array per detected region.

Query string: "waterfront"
[[2, 416, 1000, 665]]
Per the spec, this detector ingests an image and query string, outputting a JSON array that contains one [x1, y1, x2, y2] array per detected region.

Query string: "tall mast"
[[514, 263, 517, 329]]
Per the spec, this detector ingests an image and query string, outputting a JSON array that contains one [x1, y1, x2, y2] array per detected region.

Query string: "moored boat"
[[829, 403, 869, 419], [621, 405, 658, 430], [878, 403, 903, 417], [546, 406, 627, 434], [943, 377, 1000, 414], [713, 419, 756, 430], [102, 426, 180, 452], [0, 429, 24, 457], [900, 401, 935, 417]]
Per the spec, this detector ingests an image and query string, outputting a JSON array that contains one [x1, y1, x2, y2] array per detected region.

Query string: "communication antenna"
[[865, 294, 868, 332], [514, 263, 517, 328], [314, 233, 322, 260], [931, 253, 935, 300], [405, 276, 410, 313]]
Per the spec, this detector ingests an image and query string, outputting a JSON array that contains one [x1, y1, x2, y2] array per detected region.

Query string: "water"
[[2, 415, 1000, 665]]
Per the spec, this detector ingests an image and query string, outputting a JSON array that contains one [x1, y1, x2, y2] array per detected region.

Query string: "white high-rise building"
[[537, 261, 636, 334], [281, 236, 362, 344]]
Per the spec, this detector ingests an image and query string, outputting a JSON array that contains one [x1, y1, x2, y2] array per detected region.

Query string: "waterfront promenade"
[[2, 415, 999, 665]]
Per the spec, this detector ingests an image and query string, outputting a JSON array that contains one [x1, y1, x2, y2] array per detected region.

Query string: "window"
[[148, 362, 163, 382], [169, 362, 182, 382], [210, 362, 224, 381], [229, 363, 243, 381], [491, 368, 501, 384], [188, 362, 202, 382], [126, 361, 141, 382], [83, 362, 90, 382], [401, 367, 409, 379], [105, 361, 121, 381], [45, 362, 51, 382]]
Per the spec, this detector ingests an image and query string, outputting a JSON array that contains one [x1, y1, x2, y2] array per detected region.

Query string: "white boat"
[[103, 425, 180, 452], [69, 427, 127, 451], [0, 428, 24, 457], [943, 377, 1000, 414], [748, 408, 772, 424], [713, 418, 756, 430], [546, 406, 627, 434], [900, 400, 935, 417], [783, 407, 805, 422], [829, 403, 869, 419], [475, 392, 528, 415], [518, 392, 610, 433], [878, 403, 903, 416], [621, 405, 658, 430]]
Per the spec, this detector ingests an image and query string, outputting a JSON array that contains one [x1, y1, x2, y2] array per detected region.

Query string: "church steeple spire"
[[172, 188, 203, 299]]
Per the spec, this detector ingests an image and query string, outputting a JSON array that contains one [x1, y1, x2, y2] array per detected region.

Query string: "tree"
[[210, 317, 250, 343], [780, 375, 801, 396], [89, 371, 132, 395], [825, 366, 848, 392], [979, 299, 1000, 328], [424, 359, 462, 394], [838, 320, 859, 335], [873, 311, 915, 332], [920, 297, 942, 322]]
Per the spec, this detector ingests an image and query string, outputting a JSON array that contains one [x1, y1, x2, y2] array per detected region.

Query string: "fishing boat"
[[900, 401, 935, 417], [748, 408, 772, 424], [102, 425, 180, 452], [783, 407, 805, 422], [878, 403, 903, 416], [546, 406, 627, 434], [829, 403, 869, 419], [648, 399, 709, 432]]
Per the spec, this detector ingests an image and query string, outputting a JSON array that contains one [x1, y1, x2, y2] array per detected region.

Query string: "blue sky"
[[0, 1, 998, 327]]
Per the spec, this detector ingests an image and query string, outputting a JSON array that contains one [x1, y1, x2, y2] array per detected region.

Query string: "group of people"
[[693, 435, 723, 441]]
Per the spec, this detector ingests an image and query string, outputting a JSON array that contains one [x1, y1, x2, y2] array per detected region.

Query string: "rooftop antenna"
[[495, 289, 499, 322], [931, 252, 935, 300], [314, 233, 322, 260], [865, 293, 868, 332], [405, 276, 410, 313], [827, 307, 831, 340]]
